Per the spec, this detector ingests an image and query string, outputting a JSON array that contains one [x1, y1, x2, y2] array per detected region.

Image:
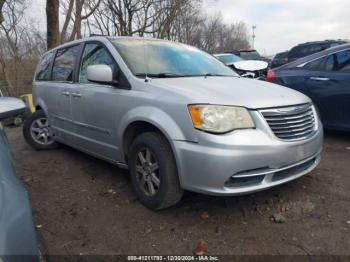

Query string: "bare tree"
[[60, 0, 101, 42], [46, 0, 60, 49], [0, 0, 45, 96], [84, 0, 250, 52], [0, 0, 5, 24]]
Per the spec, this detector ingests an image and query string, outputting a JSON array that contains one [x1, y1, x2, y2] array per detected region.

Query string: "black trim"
[[78, 40, 131, 90], [48, 50, 57, 81]]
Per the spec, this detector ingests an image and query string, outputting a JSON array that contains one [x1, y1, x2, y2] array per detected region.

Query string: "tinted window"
[[324, 55, 335, 71], [304, 55, 335, 71], [35, 52, 55, 81], [52, 45, 80, 82], [272, 52, 288, 64], [335, 50, 350, 72], [309, 45, 323, 54], [240, 51, 260, 60], [289, 44, 323, 60], [79, 43, 117, 83], [303, 57, 326, 71]]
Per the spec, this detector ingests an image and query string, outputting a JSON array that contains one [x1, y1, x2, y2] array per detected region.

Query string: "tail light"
[[283, 57, 288, 64], [266, 69, 276, 82]]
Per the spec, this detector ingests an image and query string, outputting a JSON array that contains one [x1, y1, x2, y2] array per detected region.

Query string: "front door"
[[71, 42, 129, 162]]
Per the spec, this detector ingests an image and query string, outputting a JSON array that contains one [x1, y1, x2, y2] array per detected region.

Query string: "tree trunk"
[[0, 0, 5, 24], [46, 0, 60, 49]]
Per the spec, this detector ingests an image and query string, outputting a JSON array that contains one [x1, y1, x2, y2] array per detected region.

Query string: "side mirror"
[[87, 64, 118, 85], [0, 97, 26, 121]]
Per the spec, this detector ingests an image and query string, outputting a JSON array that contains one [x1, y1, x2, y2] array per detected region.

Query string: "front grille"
[[260, 104, 316, 141]]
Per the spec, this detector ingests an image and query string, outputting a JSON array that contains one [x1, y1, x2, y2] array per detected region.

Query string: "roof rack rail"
[[89, 33, 109, 37]]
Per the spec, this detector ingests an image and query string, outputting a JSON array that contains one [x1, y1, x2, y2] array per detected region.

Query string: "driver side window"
[[79, 43, 117, 84]]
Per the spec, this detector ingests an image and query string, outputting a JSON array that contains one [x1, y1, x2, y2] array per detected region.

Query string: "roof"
[[292, 39, 348, 48]]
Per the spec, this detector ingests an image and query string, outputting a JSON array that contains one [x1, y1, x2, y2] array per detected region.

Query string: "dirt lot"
[[6, 127, 350, 255]]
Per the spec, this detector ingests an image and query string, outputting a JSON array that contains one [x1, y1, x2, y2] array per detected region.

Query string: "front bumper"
[[173, 113, 323, 196]]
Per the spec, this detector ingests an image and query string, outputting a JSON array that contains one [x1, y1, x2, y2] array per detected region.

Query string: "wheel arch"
[[118, 106, 191, 163], [34, 97, 49, 116]]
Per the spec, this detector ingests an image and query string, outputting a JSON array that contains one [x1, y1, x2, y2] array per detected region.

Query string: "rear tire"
[[129, 132, 183, 210], [23, 110, 59, 150]]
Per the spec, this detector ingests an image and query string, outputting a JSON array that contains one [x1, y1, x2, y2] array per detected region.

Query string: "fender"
[[117, 106, 198, 154], [33, 97, 49, 117]]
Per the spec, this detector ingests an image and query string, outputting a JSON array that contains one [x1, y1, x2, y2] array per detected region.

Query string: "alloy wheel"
[[135, 148, 160, 196], [30, 118, 54, 146]]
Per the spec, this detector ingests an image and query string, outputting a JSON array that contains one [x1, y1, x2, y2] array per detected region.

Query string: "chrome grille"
[[260, 104, 316, 141]]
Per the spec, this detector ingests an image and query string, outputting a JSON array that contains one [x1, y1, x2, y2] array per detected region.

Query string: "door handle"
[[61, 91, 70, 96], [310, 77, 330, 81], [71, 92, 82, 98]]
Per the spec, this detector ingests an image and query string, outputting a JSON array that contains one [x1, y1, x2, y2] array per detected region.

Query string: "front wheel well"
[[122, 121, 168, 163]]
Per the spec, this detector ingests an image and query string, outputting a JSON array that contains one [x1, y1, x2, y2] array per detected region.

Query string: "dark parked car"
[[267, 43, 350, 131], [0, 97, 42, 261], [230, 49, 271, 65], [271, 51, 289, 68], [287, 40, 348, 63], [234, 49, 261, 60]]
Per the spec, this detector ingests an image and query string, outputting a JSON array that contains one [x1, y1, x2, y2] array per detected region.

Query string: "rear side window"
[[35, 52, 55, 81], [334, 50, 350, 72], [52, 45, 81, 82], [303, 55, 334, 71], [303, 57, 326, 71], [324, 55, 335, 71], [289, 45, 323, 60]]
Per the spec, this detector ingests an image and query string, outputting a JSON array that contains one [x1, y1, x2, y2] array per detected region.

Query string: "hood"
[[149, 76, 311, 109], [230, 60, 268, 71]]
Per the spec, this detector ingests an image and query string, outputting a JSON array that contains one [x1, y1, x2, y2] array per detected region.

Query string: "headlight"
[[188, 105, 255, 133]]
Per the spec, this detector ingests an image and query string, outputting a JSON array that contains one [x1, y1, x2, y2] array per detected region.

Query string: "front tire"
[[23, 110, 59, 150], [129, 132, 183, 210]]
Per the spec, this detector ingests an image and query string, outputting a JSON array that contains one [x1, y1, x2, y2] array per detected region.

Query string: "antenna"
[[143, 37, 149, 82], [252, 25, 257, 49]]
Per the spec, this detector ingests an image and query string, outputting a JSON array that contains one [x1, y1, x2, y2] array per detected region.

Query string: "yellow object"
[[20, 94, 35, 113], [188, 105, 203, 128]]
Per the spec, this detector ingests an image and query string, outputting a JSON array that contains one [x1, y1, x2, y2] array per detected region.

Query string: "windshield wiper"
[[135, 73, 236, 79], [135, 73, 186, 78], [203, 73, 233, 77]]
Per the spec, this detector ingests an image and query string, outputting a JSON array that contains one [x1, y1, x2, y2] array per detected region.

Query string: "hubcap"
[[30, 118, 54, 146], [135, 148, 160, 196]]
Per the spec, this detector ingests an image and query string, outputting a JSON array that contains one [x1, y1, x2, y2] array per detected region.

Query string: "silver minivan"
[[24, 36, 323, 210]]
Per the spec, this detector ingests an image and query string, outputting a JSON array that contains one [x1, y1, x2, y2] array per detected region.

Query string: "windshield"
[[111, 38, 238, 78], [240, 51, 261, 60], [216, 54, 243, 64]]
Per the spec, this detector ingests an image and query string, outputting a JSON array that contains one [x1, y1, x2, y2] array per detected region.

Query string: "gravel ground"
[[6, 127, 350, 256]]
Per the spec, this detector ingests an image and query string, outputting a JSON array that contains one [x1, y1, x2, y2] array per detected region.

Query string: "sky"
[[203, 0, 350, 55], [26, 0, 350, 56]]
